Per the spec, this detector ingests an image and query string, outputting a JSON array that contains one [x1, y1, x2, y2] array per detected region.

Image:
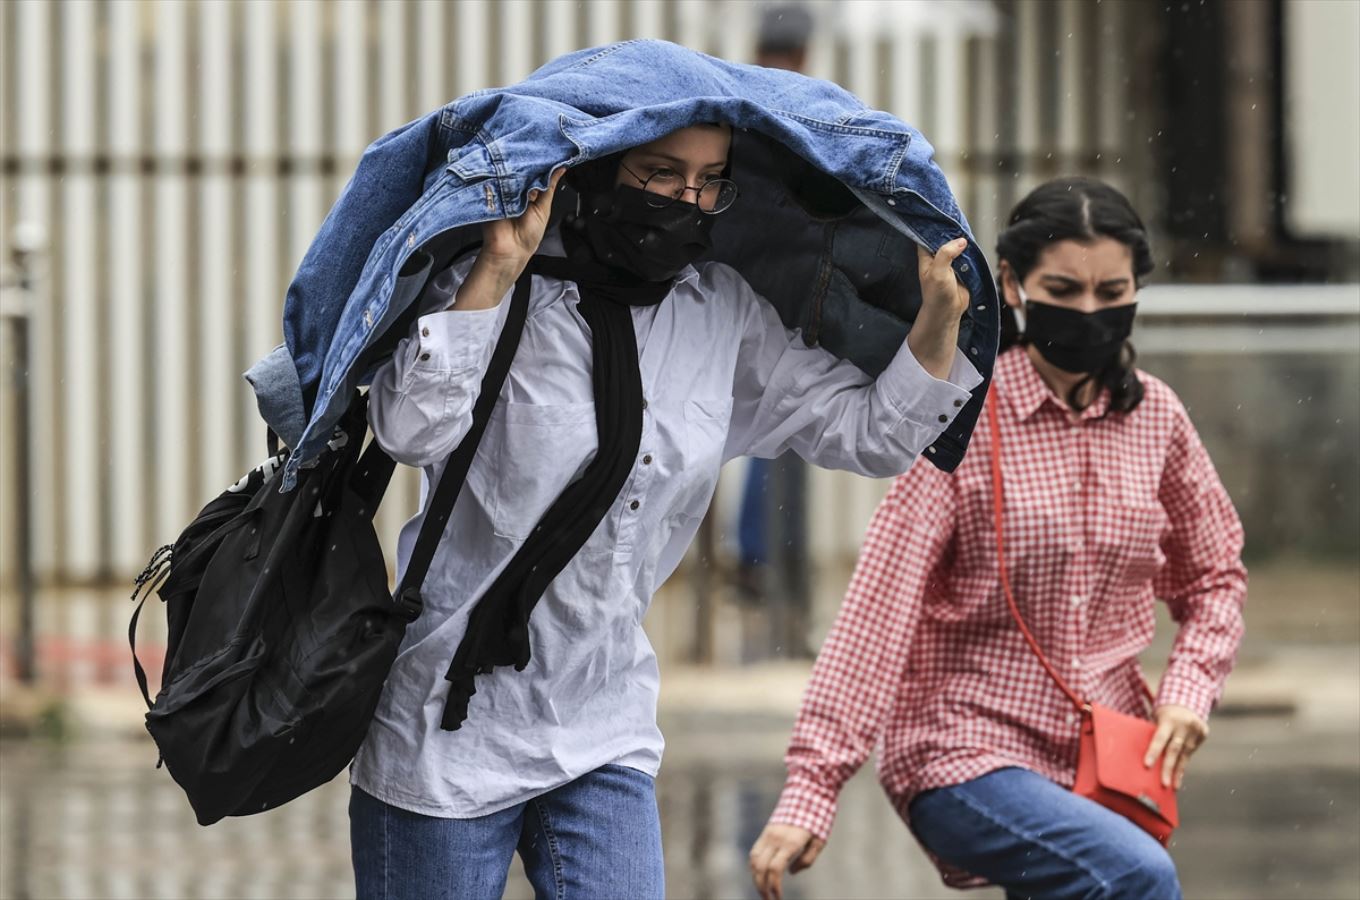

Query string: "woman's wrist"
[[906, 312, 961, 380], [450, 252, 529, 310]]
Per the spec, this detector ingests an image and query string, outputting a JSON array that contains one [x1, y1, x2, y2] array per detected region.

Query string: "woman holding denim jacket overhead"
[[348, 122, 982, 899], [750, 177, 1246, 900]]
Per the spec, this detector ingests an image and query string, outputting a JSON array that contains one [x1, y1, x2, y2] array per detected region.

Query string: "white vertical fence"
[[0, 0, 1151, 591]]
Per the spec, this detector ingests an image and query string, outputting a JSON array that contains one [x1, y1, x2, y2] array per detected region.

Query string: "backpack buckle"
[[395, 588, 423, 622]]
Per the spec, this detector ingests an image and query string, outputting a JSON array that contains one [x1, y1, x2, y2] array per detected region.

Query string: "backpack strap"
[[128, 543, 173, 709], [391, 265, 535, 621]]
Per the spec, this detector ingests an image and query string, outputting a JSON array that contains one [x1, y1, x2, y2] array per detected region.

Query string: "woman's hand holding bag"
[[1147, 703, 1210, 790]]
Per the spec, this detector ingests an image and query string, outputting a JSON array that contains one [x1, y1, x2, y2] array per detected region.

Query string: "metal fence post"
[[2, 222, 45, 684]]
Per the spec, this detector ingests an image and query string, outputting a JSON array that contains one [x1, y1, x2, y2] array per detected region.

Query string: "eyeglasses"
[[620, 162, 740, 214]]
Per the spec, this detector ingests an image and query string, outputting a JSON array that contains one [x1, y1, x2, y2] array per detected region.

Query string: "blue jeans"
[[909, 768, 1182, 900], [349, 765, 663, 900]]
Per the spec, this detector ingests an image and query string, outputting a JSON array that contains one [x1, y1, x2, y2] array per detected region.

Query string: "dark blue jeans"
[[910, 768, 1182, 900], [349, 765, 663, 900]]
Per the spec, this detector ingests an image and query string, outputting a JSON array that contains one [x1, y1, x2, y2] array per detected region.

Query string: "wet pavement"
[[0, 707, 1356, 900]]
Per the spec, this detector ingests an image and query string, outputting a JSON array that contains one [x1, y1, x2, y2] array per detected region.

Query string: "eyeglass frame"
[[618, 162, 740, 214]]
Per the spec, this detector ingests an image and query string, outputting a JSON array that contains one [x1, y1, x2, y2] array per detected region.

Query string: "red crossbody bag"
[[986, 389, 1179, 845]]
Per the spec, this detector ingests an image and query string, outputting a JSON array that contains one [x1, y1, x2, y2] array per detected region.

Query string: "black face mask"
[[1023, 299, 1137, 374], [566, 184, 715, 282]]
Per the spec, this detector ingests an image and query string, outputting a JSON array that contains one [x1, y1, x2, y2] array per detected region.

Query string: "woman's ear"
[[999, 261, 1023, 310]]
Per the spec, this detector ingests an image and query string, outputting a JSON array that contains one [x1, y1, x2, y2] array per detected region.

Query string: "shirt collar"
[[1000, 346, 1112, 423]]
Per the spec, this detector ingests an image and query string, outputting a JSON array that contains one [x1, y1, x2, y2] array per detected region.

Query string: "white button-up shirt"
[[349, 235, 982, 817]]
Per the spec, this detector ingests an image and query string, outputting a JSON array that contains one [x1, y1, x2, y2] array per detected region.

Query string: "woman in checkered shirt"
[[749, 177, 1246, 900]]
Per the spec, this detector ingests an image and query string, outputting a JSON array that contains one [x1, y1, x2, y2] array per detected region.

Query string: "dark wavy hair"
[[997, 177, 1155, 414]]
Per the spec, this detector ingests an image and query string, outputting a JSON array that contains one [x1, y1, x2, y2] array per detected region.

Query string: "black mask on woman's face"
[[1021, 295, 1137, 374], [566, 184, 715, 282]]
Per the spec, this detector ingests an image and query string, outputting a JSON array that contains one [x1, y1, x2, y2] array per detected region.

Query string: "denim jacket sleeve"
[[282, 107, 469, 415]]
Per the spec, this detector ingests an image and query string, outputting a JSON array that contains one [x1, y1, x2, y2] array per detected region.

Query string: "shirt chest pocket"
[[683, 397, 733, 467], [662, 398, 734, 520], [472, 401, 599, 540]]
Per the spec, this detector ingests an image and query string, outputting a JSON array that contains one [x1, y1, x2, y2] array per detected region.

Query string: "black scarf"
[[440, 246, 673, 731]]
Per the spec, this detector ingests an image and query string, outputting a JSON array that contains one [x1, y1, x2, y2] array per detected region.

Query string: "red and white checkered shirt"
[[770, 347, 1247, 880]]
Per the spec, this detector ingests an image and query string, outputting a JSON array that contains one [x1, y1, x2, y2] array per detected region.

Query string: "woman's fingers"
[[916, 239, 963, 282], [528, 168, 566, 209], [750, 825, 820, 900], [752, 842, 790, 900], [1147, 704, 1210, 788], [790, 836, 826, 873], [749, 837, 780, 899], [765, 843, 803, 900], [1173, 748, 1191, 790], [1144, 717, 1174, 768], [916, 239, 970, 319], [1161, 732, 1186, 788]]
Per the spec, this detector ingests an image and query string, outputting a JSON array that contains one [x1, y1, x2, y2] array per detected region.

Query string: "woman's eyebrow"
[[1038, 273, 1131, 288]]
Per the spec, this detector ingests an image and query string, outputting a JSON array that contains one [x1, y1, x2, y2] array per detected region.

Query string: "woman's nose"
[[1073, 293, 1103, 314]]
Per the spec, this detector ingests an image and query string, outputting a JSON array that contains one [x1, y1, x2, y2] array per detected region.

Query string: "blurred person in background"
[[734, 0, 817, 654], [348, 121, 981, 898], [749, 177, 1247, 900]]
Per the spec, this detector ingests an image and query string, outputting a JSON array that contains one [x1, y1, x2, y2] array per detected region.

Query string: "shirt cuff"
[[1156, 668, 1220, 721], [876, 344, 983, 428], [768, 774, 841, 842], [407, 306, 502, 374]]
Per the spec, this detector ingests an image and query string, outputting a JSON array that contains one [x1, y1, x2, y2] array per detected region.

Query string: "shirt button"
[[1072, 657, 1082, 669], [629, 500, 640, 511], [1070, 594, 1085, 606], [419, 353, 431, 362], [937, 414, 948, 423], [642, 454, 653, 465], [953, 399, 963, 408], [641, 398, 648, 411], [421, 327, 430, 338]]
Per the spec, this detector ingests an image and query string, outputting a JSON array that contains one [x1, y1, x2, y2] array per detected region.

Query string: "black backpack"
[[129, 270, 531, 825]]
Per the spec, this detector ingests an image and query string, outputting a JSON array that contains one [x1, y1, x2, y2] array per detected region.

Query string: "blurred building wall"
[[0, 0, 1123, 585], [1284, 0, 1360, 239]]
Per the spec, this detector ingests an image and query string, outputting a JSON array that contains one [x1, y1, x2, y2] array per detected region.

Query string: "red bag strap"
[[986, 384, 1156, 712], [987, 385, 1088, 714]]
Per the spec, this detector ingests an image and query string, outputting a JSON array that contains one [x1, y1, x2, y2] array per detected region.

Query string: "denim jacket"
[[249, 40, 999, 490]]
